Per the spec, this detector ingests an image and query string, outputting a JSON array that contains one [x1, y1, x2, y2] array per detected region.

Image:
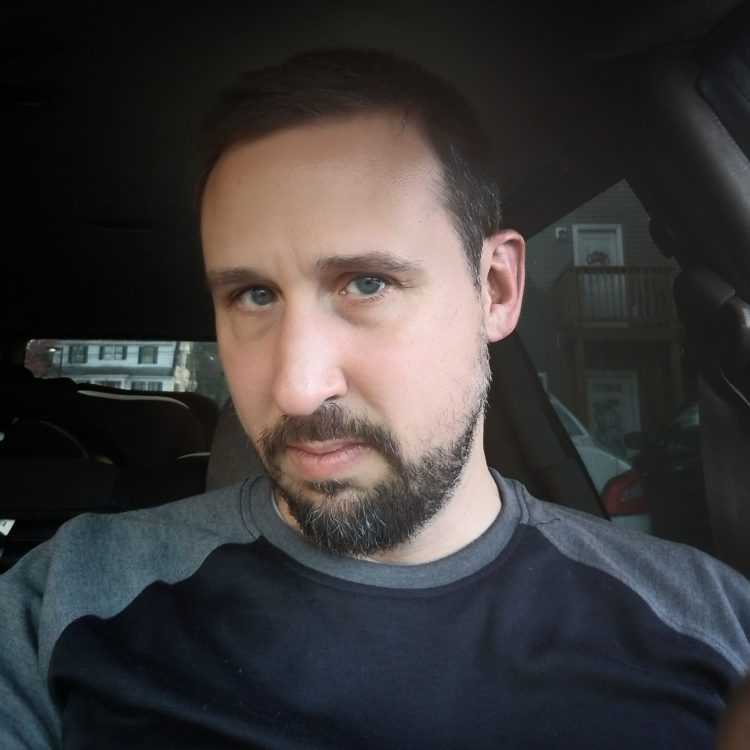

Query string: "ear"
[[481, 229, 525, 342]]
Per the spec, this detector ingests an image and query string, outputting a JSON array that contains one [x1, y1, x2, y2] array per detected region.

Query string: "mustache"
[[257, 402, 401, 468]]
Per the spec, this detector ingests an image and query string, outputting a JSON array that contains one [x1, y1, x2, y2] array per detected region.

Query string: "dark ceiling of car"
[[0, 0, 741, 343]]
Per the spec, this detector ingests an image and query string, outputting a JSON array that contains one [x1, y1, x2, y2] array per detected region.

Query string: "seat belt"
[[674, 267, 750, 576]]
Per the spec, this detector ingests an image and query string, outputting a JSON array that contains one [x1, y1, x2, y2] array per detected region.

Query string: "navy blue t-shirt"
[[1, 473, 749, 748]]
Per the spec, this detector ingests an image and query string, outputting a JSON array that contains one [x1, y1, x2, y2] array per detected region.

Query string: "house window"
[[138, 345, 158, 364], [132, 380, 163, 391], [68, 345, 88, 364], [99, 345, 127, 361]]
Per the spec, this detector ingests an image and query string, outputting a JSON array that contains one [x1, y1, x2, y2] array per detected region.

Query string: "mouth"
[[284, 440, 372, 481]]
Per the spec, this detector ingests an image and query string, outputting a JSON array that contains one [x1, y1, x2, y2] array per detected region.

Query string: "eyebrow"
[[315, 252, 422, 276], [206, 252, 423, 292], [205, 267, 264, 292]]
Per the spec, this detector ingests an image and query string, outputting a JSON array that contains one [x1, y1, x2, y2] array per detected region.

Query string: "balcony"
[[552, 265, 685, 427], [554, 266, 679, 336]]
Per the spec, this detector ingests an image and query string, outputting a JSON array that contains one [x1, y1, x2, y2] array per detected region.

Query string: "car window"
[[517, 180, 707, 550], [24, 339, 229, 406], [548, 396, 586, 438]]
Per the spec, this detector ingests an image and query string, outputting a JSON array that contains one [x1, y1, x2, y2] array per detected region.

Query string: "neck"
[[369, 451, 501, 564]]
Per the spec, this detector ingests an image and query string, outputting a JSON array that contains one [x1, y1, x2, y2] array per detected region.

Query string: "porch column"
[[668, 341, 684, 411], [573, 338, 587, 425]]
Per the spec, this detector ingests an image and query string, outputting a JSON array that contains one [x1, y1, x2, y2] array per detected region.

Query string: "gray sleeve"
[[524, 490, 750, 677], [0, 543, 62, 748], [0, 482, 256, 749]]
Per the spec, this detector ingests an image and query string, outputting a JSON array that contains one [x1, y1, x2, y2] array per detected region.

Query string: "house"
[[28, 340, 195, 392], [518, 180, 686, 454]]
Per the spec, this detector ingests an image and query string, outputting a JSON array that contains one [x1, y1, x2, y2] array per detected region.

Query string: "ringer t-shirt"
[[1, 472, 749, 749]]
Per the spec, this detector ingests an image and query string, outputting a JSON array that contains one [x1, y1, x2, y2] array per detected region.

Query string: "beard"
[[254, 345, 491, 557]]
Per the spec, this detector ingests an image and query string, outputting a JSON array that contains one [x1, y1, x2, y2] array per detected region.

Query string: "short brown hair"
[[198, 48, 502, 282]]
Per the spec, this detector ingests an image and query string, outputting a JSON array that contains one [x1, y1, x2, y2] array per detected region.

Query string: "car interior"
[[1, 0, 749, 577]]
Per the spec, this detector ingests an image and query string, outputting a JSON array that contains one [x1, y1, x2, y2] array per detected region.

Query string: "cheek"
[[350, 322, 466, 417], [388, 313, 483, 402], [218, 337, 274, 433]]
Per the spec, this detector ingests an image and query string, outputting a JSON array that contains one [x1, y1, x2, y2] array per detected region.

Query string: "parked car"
[[602, 403, 711, 548], [548, 395, 631, 493]]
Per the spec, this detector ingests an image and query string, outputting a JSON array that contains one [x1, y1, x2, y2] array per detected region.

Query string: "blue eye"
[[239, 286, 276, 308], [346, 276, 387, 296]]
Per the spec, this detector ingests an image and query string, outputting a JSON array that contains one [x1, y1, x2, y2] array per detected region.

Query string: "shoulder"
[[43, 477, 266, 601], [46, 478, 259, 566], [1, 477, 268, 675], [508, 478, 750, 675]]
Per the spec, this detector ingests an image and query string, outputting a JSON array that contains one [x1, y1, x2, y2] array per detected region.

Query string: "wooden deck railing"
[[554, 266, 677, 326]]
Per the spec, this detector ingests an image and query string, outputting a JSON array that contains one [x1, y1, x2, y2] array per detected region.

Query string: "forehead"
[[200, 113, 456, 263], [205, 110, 440, 195]]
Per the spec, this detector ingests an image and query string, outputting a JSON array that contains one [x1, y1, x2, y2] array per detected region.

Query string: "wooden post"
[[574, 337, 587, 425], [668, 341, 684, 411]]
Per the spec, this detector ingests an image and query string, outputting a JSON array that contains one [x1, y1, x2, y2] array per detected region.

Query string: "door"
[[573, 224, 626, 322], [585, 371, 640, 456]]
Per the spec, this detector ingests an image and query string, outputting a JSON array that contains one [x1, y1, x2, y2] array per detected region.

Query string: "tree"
[[24, 339, 62, 378], [189, 342, 230, 406]]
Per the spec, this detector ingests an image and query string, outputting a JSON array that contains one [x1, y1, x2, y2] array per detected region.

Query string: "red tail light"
[[601, 470, 650, 516]]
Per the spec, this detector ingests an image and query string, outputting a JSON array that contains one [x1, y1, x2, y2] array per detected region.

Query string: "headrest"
[[206, 398, 266, 490], [0, 364, 34, 380], [0, 379, 208, 466]]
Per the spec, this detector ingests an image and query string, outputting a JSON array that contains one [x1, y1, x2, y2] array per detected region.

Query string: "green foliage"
[[189, 342, 229, 406], [24, 339, 62, 378]]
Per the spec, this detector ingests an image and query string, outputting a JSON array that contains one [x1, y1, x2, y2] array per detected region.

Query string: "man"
[[1, 48, 749, 749], [200, 48, 522, 564]]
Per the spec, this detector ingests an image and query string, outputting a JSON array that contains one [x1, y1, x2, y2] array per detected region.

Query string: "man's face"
[[201, 112, 518, 554]]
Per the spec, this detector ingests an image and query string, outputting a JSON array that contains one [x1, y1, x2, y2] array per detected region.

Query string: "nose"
[[271, 305, 348, 416]]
